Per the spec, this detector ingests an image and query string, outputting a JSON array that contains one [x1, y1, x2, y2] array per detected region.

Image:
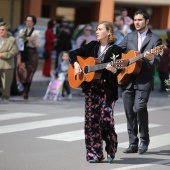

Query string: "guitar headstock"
[[151, 44, 166, 56], [115, 59, 128, 69]]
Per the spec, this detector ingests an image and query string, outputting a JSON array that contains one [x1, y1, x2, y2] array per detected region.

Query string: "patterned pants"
[[84, 81, 118, 161]]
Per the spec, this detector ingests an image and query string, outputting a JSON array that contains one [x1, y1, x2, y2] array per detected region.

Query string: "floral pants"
[[84, 81, 118, 162]]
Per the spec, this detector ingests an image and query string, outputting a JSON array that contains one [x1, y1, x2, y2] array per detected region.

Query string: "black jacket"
[[69, 41, 122, 102]]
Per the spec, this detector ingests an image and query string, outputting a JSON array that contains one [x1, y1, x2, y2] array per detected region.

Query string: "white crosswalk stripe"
[[0, 116, 83, 134], [109, 159, 170, 170], [37, 123, 161, 142], [0, 112, 46, 121], [118, 133, 170, 149]]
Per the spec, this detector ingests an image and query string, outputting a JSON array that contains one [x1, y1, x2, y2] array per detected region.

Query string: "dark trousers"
[[23, 82, 31, 95], [62, 80, 71, 96], [122, 87, 150, 146]]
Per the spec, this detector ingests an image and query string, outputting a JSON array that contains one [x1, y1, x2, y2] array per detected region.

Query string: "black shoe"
[[23, 93, 29, 100], [138, 142, 148, 154], [123, 144, 138, 153]]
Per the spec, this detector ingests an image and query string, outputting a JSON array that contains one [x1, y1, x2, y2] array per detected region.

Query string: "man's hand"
[[144, 51, 154, 61]]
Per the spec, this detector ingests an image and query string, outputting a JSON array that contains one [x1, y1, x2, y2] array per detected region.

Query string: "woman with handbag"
[[42, 19, 56, 77], [16, 15, 41, 99]]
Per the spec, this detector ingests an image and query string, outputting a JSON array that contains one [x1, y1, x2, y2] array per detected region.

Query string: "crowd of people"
[[0, 8, 170, 164]]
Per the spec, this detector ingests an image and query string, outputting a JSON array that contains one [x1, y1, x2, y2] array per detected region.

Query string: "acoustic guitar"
[[68, 56, 126, 88], [117, 45, 166, 84]]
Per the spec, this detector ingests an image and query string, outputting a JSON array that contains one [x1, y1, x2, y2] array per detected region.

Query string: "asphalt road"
[[0, 82, 170, 170]]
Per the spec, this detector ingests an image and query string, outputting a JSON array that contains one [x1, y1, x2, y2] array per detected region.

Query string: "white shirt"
[[0, 38, 5, 49], [138, 30, 147, 51], [138, 29, 154, 64]]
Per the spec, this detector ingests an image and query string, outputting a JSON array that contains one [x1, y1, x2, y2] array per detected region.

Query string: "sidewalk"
[[32, 70, 51, 84]]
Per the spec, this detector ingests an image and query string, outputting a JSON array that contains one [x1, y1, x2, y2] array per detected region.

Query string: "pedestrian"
[[42, 19, 56, 77], [55, 16, 73, 68], [120, 8, 133, 28], [165, 28, 170, 47], [55, 51, 72, 100], [118, 10, 162, 154], [157, 30, 170, 92], [69, 21, 122, 163], [16, 15, 41, 99], [75, 24, 96, 49], [114, 15, 132, 45], [0, 22, 18, 103]]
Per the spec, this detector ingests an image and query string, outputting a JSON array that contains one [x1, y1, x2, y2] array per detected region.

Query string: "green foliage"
[[165, 76, 170, 101], [165, 76, 170, 90]]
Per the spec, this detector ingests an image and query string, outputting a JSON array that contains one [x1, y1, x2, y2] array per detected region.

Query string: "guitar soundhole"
[[84, 66, 89, 74]]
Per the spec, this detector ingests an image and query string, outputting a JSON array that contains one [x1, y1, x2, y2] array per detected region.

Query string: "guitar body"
[[68, 56, 101, 88], [118, 50, 142, 84]]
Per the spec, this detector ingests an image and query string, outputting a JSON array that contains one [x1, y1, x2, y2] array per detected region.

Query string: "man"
[[118, 10, 162, 154], [114, 15, 132, 45], [120, 8, 133, 27], [55, 17, 73, 68]]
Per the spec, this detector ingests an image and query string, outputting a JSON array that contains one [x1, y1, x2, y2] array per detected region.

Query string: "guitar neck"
[[129, 53, 144, 65], [87, 62, 112, 73]]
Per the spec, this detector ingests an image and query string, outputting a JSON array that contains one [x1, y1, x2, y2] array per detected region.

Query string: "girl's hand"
[[74, 62, 82, 75], [106, 63, 117, 73]]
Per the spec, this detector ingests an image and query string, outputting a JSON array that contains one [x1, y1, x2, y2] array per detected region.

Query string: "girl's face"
[[26, 17, 34, 28], [95, 24, 110, 42], [62, 53, 69, 62], [0, 26, 8, 38]]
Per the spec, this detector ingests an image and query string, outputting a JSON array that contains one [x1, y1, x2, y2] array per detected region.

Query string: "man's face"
[[134, 14, 149, 32]]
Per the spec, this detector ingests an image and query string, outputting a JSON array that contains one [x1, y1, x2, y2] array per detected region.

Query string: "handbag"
[[43, 50, 50, 60]]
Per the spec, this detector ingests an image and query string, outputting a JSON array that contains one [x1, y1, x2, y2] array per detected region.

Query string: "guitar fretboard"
[[88, 61, 113, 73], [129, 53, 144, 65]]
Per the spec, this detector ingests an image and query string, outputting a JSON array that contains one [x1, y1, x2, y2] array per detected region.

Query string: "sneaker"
[[67, 93, 72, 100], [17, 81, 24, 92]]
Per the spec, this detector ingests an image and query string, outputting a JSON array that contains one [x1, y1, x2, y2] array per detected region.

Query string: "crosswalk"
[[1, 107, 170, 170], [1, 108, 170, 146], [38, 123, 161, 142]]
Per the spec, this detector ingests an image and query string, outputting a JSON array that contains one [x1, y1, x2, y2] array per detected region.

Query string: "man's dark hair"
[[134, 10, 150, 20], [120, 8, 127, 12], [115, 15, 125, 23]]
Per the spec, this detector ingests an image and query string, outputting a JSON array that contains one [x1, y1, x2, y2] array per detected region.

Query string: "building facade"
[[0, 0, 170, 31]]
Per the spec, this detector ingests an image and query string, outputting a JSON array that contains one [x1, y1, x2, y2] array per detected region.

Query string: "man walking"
[[118, 10, 162, 154]]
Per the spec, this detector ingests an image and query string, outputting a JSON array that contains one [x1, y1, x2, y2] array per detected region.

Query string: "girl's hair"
[[26, 15, 37, 25], [62, 51, 69, 56], [95, 21, 117, 43]]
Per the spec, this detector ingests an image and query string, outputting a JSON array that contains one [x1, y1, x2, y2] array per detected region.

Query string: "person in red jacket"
[[42, 19, 56, 77]]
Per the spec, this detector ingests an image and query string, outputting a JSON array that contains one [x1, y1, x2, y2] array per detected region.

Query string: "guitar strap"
[[98, 44, 114, 61]]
